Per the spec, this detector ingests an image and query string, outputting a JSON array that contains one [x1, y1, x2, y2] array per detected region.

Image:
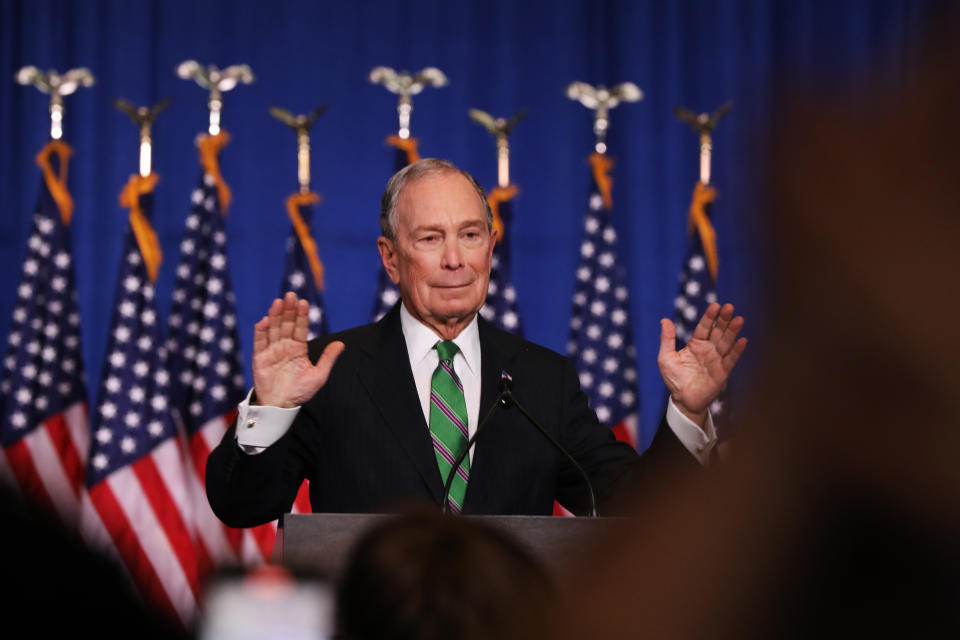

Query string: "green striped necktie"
[[429, 340, 470, 513]]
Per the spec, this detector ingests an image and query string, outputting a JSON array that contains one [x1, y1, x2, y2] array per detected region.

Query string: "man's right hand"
[[252, 292, 345, 408]]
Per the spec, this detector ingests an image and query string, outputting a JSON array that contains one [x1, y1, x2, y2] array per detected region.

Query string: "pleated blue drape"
[[0, 0, 951, 448]]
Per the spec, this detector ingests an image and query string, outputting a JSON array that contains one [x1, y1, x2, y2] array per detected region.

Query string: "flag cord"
[[198, 132, 233, 214], [35, 141, 75, 224], [687, 182, 719, 281], [285, 192, 325, 290], [120, 173, 162, 283]]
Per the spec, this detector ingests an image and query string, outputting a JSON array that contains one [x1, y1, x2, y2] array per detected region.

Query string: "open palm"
[[658, 303, 746, 421], [252, 292, 344, 408]]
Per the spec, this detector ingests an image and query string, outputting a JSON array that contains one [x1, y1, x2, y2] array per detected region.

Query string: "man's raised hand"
[[252, 292, 345, 408], [657, 302, 747, 426]]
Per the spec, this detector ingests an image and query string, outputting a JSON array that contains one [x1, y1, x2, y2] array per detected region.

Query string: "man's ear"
[[377, 236, 401, 284], [487, 226, 499, 260]]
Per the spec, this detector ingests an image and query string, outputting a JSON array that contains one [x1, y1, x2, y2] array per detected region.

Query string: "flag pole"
[[175, 60, 254, 135], [369, 66, 448, 140], [269, 104, 329, 292], [468, 108, 527, 188], [466, 107, 526, 335], [114, 98, 170, 177], [15, 66, 95, 140], [672, 102, 732, 185], [269, 104, 328, 193], [114, 98, 169, 283], [566, 81, 643, 155], [368, 66, 446, 322]]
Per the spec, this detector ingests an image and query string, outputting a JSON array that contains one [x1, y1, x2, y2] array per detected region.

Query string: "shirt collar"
[[399, 302, 480, 375]]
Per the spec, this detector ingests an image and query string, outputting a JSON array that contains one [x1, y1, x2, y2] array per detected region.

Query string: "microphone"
[[497, 370, 513, 408], [441, 371, 599, 517]]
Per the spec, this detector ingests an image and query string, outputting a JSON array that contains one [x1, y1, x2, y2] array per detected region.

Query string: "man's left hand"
[[657, 303, 747, 427]]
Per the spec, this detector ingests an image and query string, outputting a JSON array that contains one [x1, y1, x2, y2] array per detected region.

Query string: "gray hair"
[[379, 158, 493, 240]]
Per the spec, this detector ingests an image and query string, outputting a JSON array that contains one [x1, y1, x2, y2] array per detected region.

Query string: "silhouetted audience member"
[[336, 509, 554, 640], [550, 25, 960, 640], [0, 482, 183, 639]]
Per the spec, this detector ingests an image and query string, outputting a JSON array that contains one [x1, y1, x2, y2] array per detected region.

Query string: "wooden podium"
[[280, 513, 634, 578]]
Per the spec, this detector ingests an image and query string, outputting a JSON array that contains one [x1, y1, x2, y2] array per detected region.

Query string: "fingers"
[[707, 303, 746, 367], [278, 291, 299, 341], [266, 297, 284, 345], [695, 301, 747, 371], [265, 292, 302, 345], [312, 340, 346, 387], [691, 302, 721, 341], [253, 315, 269, 354], [709, 303, 735, 344], [715, 314, 745, 355], [658, 318, 677, 361], [293, 299, 311, 343], [722, 337, 748, 373]]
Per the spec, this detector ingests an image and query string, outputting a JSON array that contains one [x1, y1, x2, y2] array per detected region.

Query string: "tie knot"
[[435, 340, 460, 362]]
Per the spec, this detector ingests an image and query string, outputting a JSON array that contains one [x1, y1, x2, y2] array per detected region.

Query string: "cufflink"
[[247, 419, 255, 428]]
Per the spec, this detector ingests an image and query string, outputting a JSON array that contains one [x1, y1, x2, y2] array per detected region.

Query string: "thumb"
[[310, 340, 346, 388], [658, 318, 676, 361]]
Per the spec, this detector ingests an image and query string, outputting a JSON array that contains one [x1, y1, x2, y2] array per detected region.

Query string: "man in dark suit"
[[205, 159, 746, 526]]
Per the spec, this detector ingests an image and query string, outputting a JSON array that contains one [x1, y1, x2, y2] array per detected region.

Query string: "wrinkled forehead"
[[396, 170, 488, 227]]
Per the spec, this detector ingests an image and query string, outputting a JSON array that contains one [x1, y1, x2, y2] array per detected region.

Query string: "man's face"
[[378, 171, 497, 336]]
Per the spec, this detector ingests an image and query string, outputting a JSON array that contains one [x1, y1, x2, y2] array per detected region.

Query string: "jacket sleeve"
[[553, 357, 701, 515]]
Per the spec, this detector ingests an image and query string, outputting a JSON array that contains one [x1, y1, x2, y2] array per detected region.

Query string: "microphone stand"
[[441, 376, 599, 518], [441, 390, 507, 516]]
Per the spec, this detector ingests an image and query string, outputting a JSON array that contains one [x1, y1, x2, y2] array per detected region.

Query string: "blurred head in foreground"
[[337, 510, 554, 640], [552, 26, 960, 640]]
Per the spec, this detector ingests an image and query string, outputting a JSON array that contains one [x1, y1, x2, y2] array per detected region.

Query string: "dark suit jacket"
[[206, 305, 694, 527]]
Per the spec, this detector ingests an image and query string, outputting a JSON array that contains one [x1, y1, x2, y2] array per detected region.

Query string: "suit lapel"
[[356, 305, 445, 503]]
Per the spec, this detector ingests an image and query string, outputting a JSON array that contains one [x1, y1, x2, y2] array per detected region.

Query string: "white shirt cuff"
[[235, 388, 301, 453], [665, 397, 718, 466]]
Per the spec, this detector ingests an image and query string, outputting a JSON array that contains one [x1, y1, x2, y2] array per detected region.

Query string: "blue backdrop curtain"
[[0, 0, 952, 449]]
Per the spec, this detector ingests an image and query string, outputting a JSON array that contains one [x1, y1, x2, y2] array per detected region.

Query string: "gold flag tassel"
[[486, 185, 517, 241], [35, 141, 75, 224], [286, 192, 325, 291], [386, 135, 420, 165], [119, 173, 162, 283], [198, 131, 233, 214], [589, 152, 615, 210], [687, 181, 719, 282]]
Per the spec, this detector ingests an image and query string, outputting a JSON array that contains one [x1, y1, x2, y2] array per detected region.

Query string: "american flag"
[[478, 187, 523, 335], [0, 142, 89, 529], [371, 144, 414, 321], [164, 132, 265, 566], [278, 191, 329, 516], [567, 154, 640, 450], [282, 192, 329, 339], [673, 181, 725, 424], [372, 262, 401, 322], [82, 174, 200, 626]]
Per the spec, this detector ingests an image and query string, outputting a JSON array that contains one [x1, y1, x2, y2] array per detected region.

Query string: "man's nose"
[[441, 238, 464, 269]]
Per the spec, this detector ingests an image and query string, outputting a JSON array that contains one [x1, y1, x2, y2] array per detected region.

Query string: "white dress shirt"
[[399, 305, 482, 460], [236, 302, 717, 465]]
